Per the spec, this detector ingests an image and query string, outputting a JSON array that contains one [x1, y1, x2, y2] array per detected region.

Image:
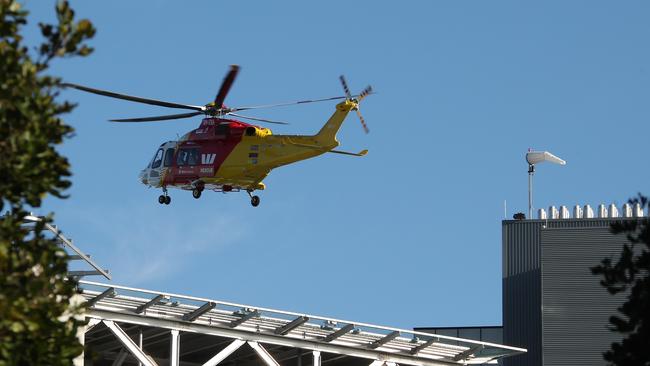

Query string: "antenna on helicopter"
[[339, 75, 372, 134]]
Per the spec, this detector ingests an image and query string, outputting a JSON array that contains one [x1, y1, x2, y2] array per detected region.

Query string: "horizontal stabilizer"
[[329, 149, 368, 157]]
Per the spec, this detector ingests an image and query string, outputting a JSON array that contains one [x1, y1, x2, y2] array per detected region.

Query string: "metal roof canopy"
[[79, 281, 525, 366]]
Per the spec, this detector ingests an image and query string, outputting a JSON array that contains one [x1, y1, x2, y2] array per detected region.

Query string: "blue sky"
[[21, 1, 650, 330]]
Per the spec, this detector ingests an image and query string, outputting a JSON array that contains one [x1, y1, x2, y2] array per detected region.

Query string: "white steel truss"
[[79, 281, 525, 365]]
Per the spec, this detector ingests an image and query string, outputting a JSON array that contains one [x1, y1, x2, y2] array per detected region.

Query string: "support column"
[[74, 318, 101, 366], [312, 351, 321, 366], [170, 330, 180, 366], [73, 323, 86, 366], [138, 330, 143, 366]]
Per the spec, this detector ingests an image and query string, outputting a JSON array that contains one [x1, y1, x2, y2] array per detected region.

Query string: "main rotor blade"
[[228, 95, 348, 113], [214, 65, 240, 109], [227, 112, 289, 125], [358, 85, 373, 102], [356, 109, 369, 134], [63, 83, 204, 111], [340, 75, 352, 99], [109, 111, 204, 123]]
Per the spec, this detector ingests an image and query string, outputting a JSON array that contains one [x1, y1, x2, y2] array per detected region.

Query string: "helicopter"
[[64, 65, 372, 207]]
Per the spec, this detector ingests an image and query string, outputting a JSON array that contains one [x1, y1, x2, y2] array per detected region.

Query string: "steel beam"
[[69, 270, 109, 277], [89, 309, 463, 366], [322, 324, 354, 343], [202, 339, 245, 366], [87, 287, 116, 307], [103, 320, 158, 366], [312, 351, 321, 366], [410, 337, 438, 355], [136, 294, 167, 314], [183, 302, 216, 322], [92, 328, 167, 354], [274, 316, 309, 335], [369, 331, 400, 349], [248, 342, 280, 366], [453, 344, 484, 362], [230, 310, 259, 328]]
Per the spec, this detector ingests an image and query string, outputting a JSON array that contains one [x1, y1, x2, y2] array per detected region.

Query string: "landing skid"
[[157, 185, 260, 207]]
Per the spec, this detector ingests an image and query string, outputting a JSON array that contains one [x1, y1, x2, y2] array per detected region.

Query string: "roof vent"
[[538, 208, 547, 219], [560, 205, 570, 219], [622, 203, 632, 218], [598, 204, 608, 218], [609, 204, 619, 218], [573, 205, 583, 219], [548, 206, 559, 219], [584, 205, 594, 218]]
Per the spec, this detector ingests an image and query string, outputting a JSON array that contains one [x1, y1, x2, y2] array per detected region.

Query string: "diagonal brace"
[[103, 320, 157, 366], [202, 339, 246, 366], [248, 341, 280, 366]]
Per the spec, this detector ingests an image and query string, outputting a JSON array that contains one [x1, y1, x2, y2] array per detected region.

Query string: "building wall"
[[541, 227, 626, 366], [502, 218, 631, 366]]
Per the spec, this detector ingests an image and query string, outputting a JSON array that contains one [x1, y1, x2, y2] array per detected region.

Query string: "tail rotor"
[[339, 75, 372, 134]]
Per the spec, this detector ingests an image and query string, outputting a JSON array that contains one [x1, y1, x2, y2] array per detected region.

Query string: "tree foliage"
[[592, 194, 650, 365], [0, 1, 95, 365]]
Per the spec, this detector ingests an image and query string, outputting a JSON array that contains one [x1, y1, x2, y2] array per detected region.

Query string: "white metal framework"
[[79, 281, 525, 366], [23, 215, 111, 280]]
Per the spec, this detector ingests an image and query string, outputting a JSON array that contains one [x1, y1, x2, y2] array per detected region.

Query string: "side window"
[[177, 149, 188, 166], [151, 149, 164, 169], [176, 148, 199, 166], [187, 149, 199, 165], [163, 148, 175, 167]]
